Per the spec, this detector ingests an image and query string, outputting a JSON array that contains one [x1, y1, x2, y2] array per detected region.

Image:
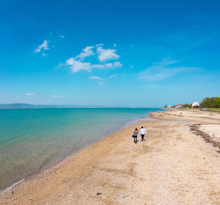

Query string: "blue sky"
[[0, 0, 219, 107]]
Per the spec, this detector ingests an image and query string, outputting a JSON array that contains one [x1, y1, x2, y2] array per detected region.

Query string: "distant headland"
[[0, 104, 91, 109]]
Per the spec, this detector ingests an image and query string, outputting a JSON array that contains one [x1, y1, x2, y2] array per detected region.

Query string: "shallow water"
[[0, 108, 160, 190]]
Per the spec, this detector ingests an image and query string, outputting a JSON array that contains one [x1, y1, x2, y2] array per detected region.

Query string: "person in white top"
[[140, 126, 147, 143]]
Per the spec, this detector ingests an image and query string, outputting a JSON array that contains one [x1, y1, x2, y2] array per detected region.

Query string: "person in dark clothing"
[[133, 128, 138, 143]]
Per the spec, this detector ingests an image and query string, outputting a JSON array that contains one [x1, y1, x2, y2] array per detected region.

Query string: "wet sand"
[[1, 110, 220, 204]]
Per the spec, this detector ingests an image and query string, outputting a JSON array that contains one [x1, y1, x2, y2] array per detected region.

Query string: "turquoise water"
[[0, 108, 160, 190]]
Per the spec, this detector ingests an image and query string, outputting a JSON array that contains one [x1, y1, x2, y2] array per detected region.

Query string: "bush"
[[181, 103, 191, 108]]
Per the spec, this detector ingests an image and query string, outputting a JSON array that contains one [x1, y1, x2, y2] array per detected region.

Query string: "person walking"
[[140, 126, 147, 143], [133, 128, 138, 144]]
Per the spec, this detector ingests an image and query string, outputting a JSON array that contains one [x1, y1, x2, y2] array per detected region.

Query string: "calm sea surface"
[[0, 108, 160, 191]]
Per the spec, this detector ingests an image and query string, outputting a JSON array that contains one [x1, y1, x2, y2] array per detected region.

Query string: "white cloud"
[[66, 58, 91, 73], [52, 45, 55, 48], [65, 44, 123, 73], [99, 82, 104, 85], [59, 35, 65, 38], [110, 74, 117, 78], [138, 58, 200, 81], [34, 40, 49, 53], [52, 95, 62, 98], [66, 58, 122, 73], [96, 43, 103, 47], [114, 43, 117, 47], [42, 53, 47, 57], [105, 61, 122, 69], [76, 46, 94, 60], [26, 93, 38, 96], [89, 76, 102, 80], [96, 46, 120, 61], [66, 57, 104, 73]]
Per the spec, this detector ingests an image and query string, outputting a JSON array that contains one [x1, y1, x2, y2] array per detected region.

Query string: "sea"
[[0, 108, 161, 192]]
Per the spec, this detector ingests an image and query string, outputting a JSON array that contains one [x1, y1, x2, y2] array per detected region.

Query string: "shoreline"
[[0, 119, 158, 204], [0, 114, 155, 194], [1, 110, 220, 204]]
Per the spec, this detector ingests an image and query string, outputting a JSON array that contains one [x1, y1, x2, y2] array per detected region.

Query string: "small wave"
[[123, 115, 156, 128], [0, 179, 24, 195]]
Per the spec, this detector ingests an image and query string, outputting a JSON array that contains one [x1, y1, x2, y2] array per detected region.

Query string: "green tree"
[[200, 97, 220, 108]]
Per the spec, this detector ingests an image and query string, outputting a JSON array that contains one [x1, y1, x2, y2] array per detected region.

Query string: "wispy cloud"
[[89, 76, 102, 80], [130, 65, 133, 69], [105, 61, 122, 69], [52, 95, 62, 98], [26, 93, 37, 96], [114, 43, 117, 47], [96, 43, 103, 47], [147, 31, 213, 55], [34, 40, 49, 53], [96, 45, 120, 61], [76, 46, 94, 60], [99, 82, 104, 85], [138, 58, 201, 81], [59, 35, 65, 38], [42, 53, 47, 57], [57, 63, 63, 68], [54, 63, 64, 69], [110, 74, 117, 78], [154, 58, 181, 66]]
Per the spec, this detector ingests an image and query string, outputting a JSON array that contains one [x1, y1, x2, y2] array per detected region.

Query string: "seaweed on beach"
[[189, 124, 220, 150]]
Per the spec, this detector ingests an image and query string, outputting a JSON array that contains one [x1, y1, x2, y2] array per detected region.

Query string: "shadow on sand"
[[133, 139, 139, 144]]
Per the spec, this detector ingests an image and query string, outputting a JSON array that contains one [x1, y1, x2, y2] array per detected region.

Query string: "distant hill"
[[0, 104, 152, 109], [0, 104, 113, 109], [0, 103, 58, 109]]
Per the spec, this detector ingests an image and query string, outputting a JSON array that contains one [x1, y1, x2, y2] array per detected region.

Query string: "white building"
[[175, 104, 181, 108], [192, 100, 200, 108]]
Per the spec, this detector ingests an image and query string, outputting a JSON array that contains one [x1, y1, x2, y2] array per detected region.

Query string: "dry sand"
[[156, 109, 220, 124], [200, 125, 220, 142], [1, 110, 220, 204]]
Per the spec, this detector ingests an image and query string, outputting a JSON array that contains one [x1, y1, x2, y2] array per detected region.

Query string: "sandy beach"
[[1, 109, 220, 205]]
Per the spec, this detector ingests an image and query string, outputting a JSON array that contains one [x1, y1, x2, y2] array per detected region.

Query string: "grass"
[[208, 108, 220, 112]]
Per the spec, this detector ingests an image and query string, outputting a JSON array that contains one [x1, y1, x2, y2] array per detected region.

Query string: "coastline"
[[1, 110, 220, 204], [0, 113, 154, 194], [0, 120, 156, 204]]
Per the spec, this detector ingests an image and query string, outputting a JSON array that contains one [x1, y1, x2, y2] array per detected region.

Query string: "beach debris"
[[96, 192, 102, 196], [189, 124, 220, 152]]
